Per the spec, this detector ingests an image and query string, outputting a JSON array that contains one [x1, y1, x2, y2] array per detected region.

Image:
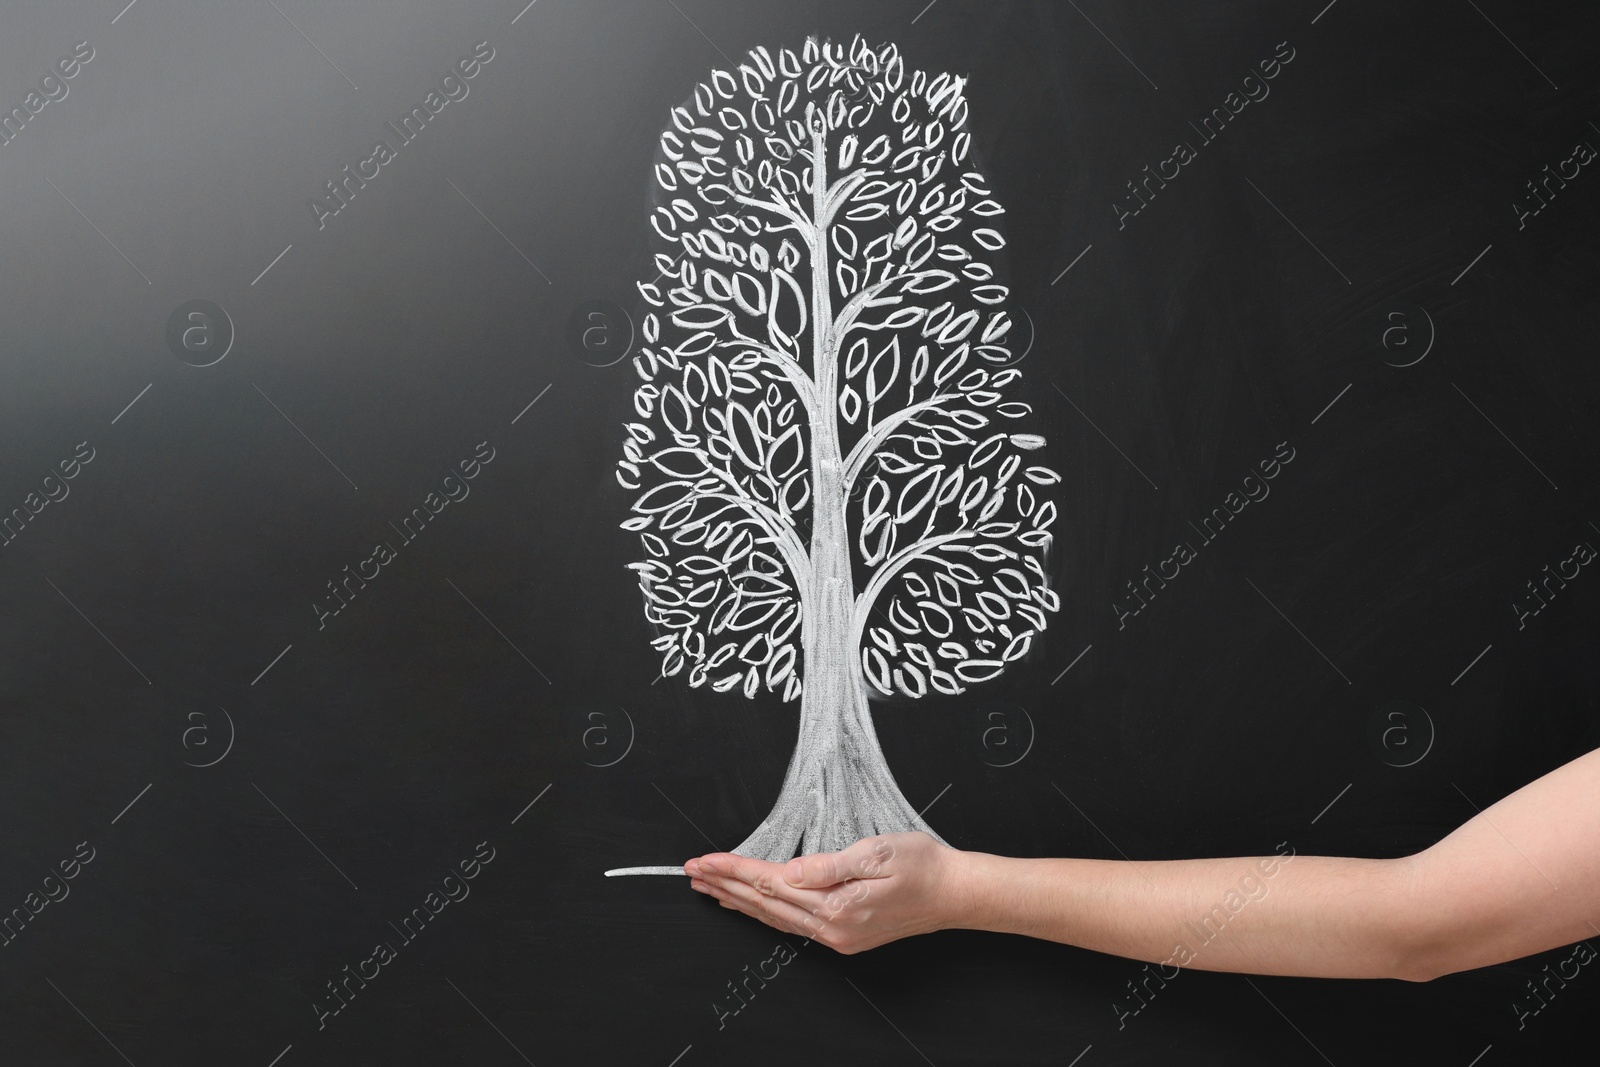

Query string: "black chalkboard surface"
[[1, 1, 1596, 1064]]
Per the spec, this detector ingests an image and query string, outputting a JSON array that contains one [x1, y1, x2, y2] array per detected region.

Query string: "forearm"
[[944, 849, 1425, 980], [944, 747, 1600, 982]]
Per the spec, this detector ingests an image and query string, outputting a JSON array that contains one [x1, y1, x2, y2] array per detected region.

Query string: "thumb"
[[784, 838, 883, 887]]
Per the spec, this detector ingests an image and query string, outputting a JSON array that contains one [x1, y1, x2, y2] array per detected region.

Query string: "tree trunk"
[[721, 582, 947, 861]]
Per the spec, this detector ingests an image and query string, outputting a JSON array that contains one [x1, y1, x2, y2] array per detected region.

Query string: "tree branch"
[[833, 264, 965, 346], [841, 394, 958, 494], [832, 273, 905, 342], [850, 530, 977, 642], [721, 332, 819, 414], [696, 489, 812, 593], [733, 192, 815, 247], [820, 167, 883, 230]]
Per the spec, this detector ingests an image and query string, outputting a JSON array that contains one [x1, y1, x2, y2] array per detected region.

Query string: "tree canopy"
[[620, 36, 1060, 705]]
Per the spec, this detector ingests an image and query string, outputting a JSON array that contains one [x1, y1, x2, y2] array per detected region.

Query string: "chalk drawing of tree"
[[607, 36, 1060, 875]]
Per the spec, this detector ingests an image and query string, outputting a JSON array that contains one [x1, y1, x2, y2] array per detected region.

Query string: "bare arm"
[[684, 747, 1600, 981]]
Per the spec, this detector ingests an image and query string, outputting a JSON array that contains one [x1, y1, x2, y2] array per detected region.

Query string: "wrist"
[[937, 847, 1003, 932]]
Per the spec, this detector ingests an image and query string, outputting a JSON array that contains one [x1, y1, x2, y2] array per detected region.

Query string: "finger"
[[696, 864, 835, 915], [704, 853, 838, 912], [683, 852, 734, 878], [784, 837, 890, 888], [686, 852, 763, 880], [718, 892, 812, 939], [711, 852, 791, 894], [705, 874, 829, 939], [681, 851, 720, 876]]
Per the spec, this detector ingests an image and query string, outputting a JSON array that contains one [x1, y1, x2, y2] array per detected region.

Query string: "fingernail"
[[784, 859, 803, 884], [684, 859, 700, 876], [690, 880, 709, 893]]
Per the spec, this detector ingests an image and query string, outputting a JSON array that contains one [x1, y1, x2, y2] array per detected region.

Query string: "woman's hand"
[[684, 831, 969, 954]]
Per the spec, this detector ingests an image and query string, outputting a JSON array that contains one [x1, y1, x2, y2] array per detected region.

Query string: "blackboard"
[[2, 1, 1596, 1063]]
